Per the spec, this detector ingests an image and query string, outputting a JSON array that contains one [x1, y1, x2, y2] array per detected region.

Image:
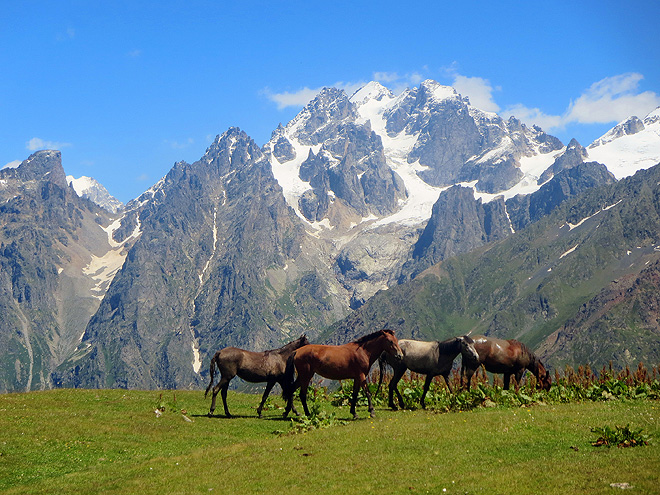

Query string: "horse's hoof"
[[208, 411, 214, 418], [370, 412, 376, 419]]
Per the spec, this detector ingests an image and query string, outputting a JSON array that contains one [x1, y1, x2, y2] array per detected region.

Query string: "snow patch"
[[560, 244, 579, 259]]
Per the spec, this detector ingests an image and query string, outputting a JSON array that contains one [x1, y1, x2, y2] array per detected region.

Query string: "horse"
[[282, 329, 403, 420], [376, 335, 479, 410], [205, 334, 310, 418], [460, 335, 552, 391]]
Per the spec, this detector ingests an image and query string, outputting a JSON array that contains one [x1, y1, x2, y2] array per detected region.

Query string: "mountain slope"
[[54, 129, 349, 389], [67, 175, 124, 213], [325, 161, 660, 370], [0, 151, 119, 392]]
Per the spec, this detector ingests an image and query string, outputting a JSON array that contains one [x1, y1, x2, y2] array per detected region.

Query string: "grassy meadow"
[[1, 378, 659, 495]]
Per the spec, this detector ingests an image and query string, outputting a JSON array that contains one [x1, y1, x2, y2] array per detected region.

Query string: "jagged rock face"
[[507, 161, 617, 232], [380, 81, 564, 194], [299, 122, 407, 220], [402, 161, 617, 281], [0, 151, 115, 392], [67, 176, 124, 213], [538, 138, 589, 184], [55, 129, 348, 390], [289, 88, 358, 145], [412, 185, 509, 263]]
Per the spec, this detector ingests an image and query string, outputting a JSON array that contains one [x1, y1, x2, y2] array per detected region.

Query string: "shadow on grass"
[[192, 413, 291, 421]]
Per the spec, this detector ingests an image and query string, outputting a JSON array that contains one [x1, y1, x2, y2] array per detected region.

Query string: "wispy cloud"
[[56, 27, 75, 41], [564, 73, 660, 124], [262, 87, 323, 110], [165, 137, 194, 149], [263, 71, 430, 110], [503, 73, 660, 131], [451, 74, 501, 113], [127, 49, 142, 58], [262, 80, 370, 110], [2, 160, 21, 170], [26, 137, 72, 151]]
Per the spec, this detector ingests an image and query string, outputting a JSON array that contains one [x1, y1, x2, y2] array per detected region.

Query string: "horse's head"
[[537, 361, 552, 391], [296, 333, 311, 348], [381, 329, 403, 360], [458, 335, 481, 366]]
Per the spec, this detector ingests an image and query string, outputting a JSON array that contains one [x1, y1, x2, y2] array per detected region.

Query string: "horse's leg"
[[300, 380, 311, 417], [503, 373, 511, 390], [442, 372, 453, 394], [420, 374, 434, 409], [256, 381, 276, 418], [359, 374, 375, 418], [282, 376, 301, 419], [220, 381, 232, 417], [350, 378, 362, 419], [514, 369, 525, 392], [209, 375, 232, 417], [388, 366, 406, 410]]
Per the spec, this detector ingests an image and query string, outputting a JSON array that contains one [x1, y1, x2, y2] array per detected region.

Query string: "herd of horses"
[[204, 329, 552, 419]]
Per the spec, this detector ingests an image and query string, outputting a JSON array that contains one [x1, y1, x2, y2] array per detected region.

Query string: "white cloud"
[[451, 74, 501, 112], [263, 87, 323, 110], [502, 73, 660, 132], [501, 104, 563, 130], [26, 137, 72, 151], [564, 73, 660, 124], [373, 72, 400, 83], [2, 160, 21, 170], [263, 80, 368, 109]]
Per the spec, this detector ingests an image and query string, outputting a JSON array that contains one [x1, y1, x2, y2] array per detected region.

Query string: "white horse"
[[377, 335, 479, 409]]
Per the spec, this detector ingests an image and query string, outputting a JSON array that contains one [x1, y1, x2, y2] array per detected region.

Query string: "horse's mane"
[[353, 329, 394, 345], [436, 337, 460, 354], [272, 334, 308, 354], [518, 341, 539, 371]]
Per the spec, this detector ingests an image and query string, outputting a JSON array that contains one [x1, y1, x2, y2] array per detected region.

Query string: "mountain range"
[[2, 80, 659, 392]]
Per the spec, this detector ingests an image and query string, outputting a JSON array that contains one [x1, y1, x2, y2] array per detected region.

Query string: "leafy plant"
[[591, 424, 651, 448]]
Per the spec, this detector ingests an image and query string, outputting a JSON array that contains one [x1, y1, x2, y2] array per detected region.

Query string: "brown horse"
[[460, 335, 551, 391], [205, 334, 309, 418], [282, 329, 403, 419], [377, 335, 480, 409]]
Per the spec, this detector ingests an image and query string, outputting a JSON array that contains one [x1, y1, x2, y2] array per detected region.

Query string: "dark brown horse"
[[283, 329, 403, 419], [205, 334, 309, 418], [460, 335, 551, 391], [377, 335, 480, 409]]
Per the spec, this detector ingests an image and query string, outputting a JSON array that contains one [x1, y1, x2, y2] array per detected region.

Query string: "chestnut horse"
[[377, 335, 480, 409], [461, 335, 551, 391], [205, 334, 309, 418], [282, 329, 403, 419]]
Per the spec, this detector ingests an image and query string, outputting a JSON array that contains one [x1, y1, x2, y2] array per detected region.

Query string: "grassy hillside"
[[1, 387, 658, 494]]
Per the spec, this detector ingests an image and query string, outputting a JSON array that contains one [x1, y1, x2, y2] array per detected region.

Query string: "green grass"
[[0, 388, 658, 494]]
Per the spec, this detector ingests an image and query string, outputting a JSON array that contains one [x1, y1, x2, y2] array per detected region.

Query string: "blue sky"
[[2, 1, 659, 203]]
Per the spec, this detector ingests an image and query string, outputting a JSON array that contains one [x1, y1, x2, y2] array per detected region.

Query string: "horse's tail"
[[375, 353, 388, 398], [281, 351, 297, 401], [204, 353, 218, 398]]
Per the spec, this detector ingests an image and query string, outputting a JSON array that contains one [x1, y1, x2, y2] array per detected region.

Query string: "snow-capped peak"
[[419, 79, 459, 103], [350, 81, 394, 107], [67, 175, 124, 213], [586, 107, 660, 180]]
